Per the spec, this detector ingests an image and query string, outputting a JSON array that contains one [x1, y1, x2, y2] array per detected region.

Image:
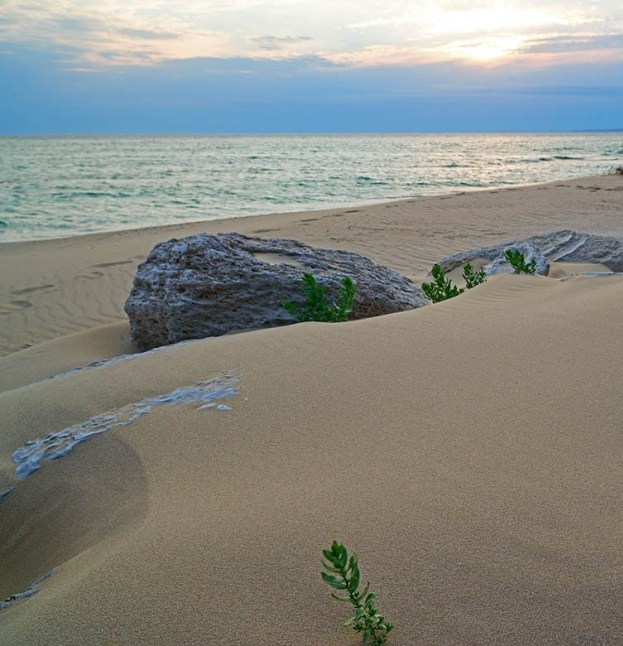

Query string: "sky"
[[0, 0, 622, 134]]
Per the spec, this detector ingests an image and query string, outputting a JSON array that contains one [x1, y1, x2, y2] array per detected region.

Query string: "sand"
[[1, 174, 622, 644]]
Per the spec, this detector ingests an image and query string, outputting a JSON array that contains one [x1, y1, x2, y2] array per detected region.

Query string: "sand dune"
[[1, 174, 622, 358], [1, 175, 623, 644]]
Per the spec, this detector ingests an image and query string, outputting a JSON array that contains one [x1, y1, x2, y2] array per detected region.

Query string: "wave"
[[356, 176, 389, 185], [509, 155, 585, 164], [1, 133, 619, 243]]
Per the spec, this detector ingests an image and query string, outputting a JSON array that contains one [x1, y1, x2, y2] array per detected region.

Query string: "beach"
[[1, 174, 623, 644]]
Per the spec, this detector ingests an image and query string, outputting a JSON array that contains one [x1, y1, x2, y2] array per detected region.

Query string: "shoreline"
[[0, 176, 559, 249], [0, 173, 615, 250]]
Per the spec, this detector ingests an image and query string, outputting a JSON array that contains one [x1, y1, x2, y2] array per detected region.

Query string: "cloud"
[[249, 35, 313, 51], [522, 33, 623, 53], [0, 0, 622, 69], [118, 28, 180, 41]]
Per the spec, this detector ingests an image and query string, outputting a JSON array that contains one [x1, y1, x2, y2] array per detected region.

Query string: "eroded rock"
[[125, 233, 426, 350], [437, 230, 623, 275], [483, 243, 549, 276]]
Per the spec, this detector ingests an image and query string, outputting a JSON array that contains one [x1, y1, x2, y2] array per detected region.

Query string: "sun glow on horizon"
[[449, 36, 525, 63], [419, 3, 558, 63], [421, 5, 560, 36]]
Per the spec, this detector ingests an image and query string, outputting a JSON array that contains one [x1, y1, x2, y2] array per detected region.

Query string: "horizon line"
[[1, 129, 622, 138]]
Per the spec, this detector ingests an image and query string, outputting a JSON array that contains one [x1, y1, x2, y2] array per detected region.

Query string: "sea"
[[0, 133, 621, 243]]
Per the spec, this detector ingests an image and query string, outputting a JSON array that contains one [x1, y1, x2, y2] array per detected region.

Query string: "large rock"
[[437, 230, 623, 275], [125, 233, 427, 350]]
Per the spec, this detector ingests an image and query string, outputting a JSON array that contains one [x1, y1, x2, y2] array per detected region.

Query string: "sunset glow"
[[449, 36, 525, 63], [0, 0, 621, 133], [1, 0, 620, 68]]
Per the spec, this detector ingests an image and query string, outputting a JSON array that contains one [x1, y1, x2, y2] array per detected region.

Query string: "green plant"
[[421, 262, 487, 303], [461, 262, 487, 289], [421, 263, 461, 303], [282, 273, 356, 322], [504, 249, 537, 274], [321, 540, 393, 645]]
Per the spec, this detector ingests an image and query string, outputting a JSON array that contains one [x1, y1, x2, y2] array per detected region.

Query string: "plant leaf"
[[322, 548, 341, 565], [321, 572, 347, 589], [321, 560, 340, 573], [349, 566, 360, 593]]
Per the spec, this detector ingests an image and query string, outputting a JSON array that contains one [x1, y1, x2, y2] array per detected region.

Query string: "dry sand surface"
[[1, 175, 623, 644]]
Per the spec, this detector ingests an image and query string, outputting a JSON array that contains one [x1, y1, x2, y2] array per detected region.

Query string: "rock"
[[483, 243, 549, 276], [125, 232, 426, 350], [437, 230, 623, 275]]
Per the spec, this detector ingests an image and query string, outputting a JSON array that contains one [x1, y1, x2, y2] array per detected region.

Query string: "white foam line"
[[10, 372, 237, 481]]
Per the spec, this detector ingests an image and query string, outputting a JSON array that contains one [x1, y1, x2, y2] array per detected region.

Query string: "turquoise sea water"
[[0, 133, 621, 243]]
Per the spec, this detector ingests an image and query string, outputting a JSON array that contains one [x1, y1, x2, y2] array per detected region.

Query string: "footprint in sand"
[[10, 284, 56, 296], [77, 270, 105, 280], [90, 259, 136, 268], [0, 300, 33, 314], [10, 300, 31, 309], [1, 285, 56, 313]]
